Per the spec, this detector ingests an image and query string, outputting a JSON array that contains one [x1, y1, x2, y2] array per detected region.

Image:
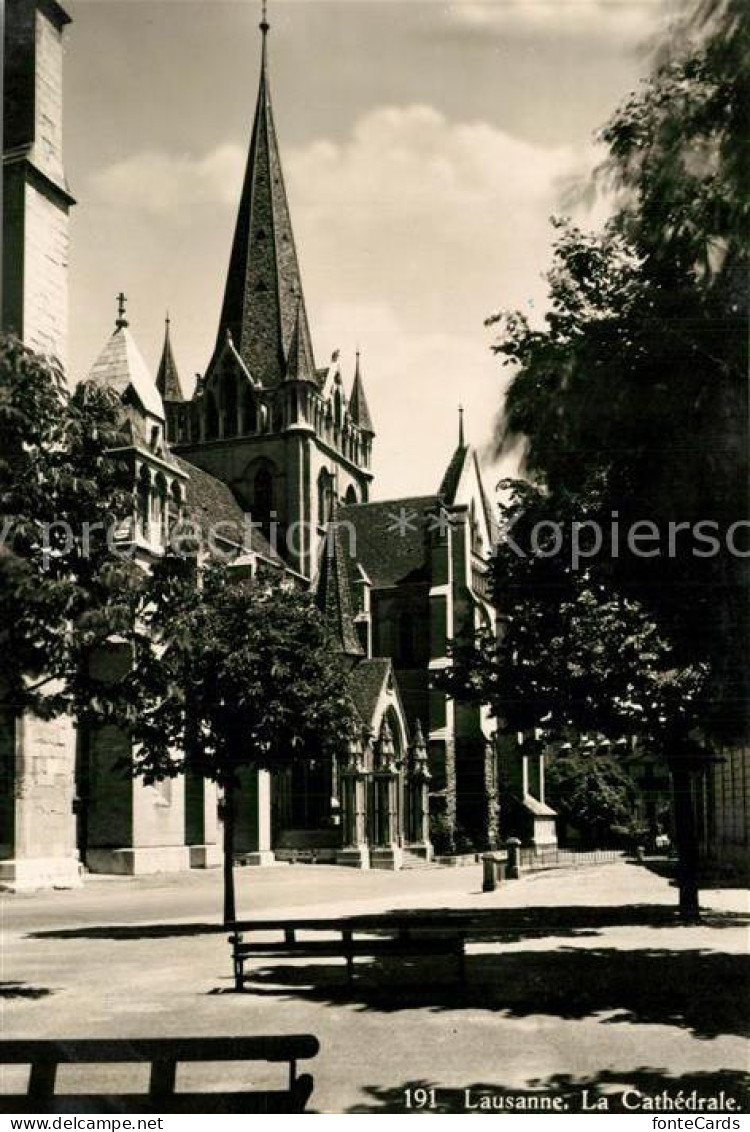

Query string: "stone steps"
[[400, 849, 441, 870]]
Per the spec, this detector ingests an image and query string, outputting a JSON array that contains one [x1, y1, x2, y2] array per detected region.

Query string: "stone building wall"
[[21, 176, 70, 364], [0, 708, 80, 890]]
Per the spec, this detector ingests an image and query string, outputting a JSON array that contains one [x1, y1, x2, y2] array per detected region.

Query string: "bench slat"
[[0, 1085, 313, 1115], [0, 1037, 319, 1064], [237, 939, 462, 958]]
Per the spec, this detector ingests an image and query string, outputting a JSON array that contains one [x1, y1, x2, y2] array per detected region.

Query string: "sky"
[[64, 0, 672, 499]]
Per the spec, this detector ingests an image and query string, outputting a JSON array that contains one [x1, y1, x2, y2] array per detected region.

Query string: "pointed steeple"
[[349, 350, 375, 435], [316, 522, 364, 661], [438, 407, 471, 504], [156, 314, 184, 403], [284, 299, 314, 382], [213, 8, 316, 387], [87, 298, 164, 421]]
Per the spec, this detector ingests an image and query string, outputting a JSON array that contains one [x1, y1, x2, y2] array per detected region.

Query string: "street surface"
[[2, 860, 748, 1113]]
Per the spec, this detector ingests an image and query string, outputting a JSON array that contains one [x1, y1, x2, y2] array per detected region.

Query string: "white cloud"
[[87, 143, 244, 216], [85, 104, 608, 496], [447, 0, 666, 45], [286, 104, 603, 335]]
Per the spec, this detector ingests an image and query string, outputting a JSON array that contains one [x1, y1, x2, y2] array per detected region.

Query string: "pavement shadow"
[[643, 859, 750, 892], [0, 982, 53, 999], [28, 922, 227, 941], [28, 904, 749, 944], [347, 903, 749, 941], [243, 947, 749, 1039], [345, 1069, 750, 1113]]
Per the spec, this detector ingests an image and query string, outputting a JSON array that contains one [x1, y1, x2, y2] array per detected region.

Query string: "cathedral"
[[1, 0, 558, 888]]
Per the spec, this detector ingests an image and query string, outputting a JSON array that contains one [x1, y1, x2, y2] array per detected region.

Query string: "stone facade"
[[2, 0, 73, 368], [0, 707, 81, 890], [696, 745, 750, 881], [0, 4, 511, 885], [338, 443, 510, 852]]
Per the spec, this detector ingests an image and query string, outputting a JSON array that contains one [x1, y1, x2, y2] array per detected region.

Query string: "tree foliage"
[[0, 334, 137, 718], [106, 557, 361, 790], [545, 748, 638, 847], [487, 0, 748, 741], [99, 556, 361, 920]]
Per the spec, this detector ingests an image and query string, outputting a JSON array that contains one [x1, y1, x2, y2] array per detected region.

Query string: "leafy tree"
[[450, 0, 748, 919], [0, 334, 137, 721], [545, 747, 638, 848], [104, 557, 360, 921], [491, 0, 748, 738], [439, 480, 708, 915]]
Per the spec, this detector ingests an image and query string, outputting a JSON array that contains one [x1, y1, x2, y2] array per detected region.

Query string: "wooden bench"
[[228, 916, 466, 990], [0, 1036, 320, 1113]]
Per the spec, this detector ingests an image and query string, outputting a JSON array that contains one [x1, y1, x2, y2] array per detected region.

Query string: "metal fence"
[[518, 847, 625, 870]]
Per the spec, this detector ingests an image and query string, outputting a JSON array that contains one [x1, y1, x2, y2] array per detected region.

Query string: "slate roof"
[[348, 355, 374, 434], [284, 302, 314, 383], [347, 658, 392, 728], [316, 523, 364, 658], [438, 444, 499, 540], [156, 319, 184, 403], [212, 26, 317, 387], [438, 443, 469, 504], [88, 324, 164, 420], [172, 455, 282, 563], [338, 496, 438, 588]]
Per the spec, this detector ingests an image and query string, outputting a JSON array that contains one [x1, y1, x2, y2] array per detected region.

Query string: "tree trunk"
[[222, 780, 237, 925], [671, 760, 701, 923]]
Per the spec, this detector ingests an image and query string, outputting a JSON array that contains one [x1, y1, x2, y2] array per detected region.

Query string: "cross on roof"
[[116, 292, 128, 329]]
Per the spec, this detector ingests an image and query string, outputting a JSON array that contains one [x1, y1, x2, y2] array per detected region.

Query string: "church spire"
[[349, 350, 375, 435], [156, 313, 184, 402], [316, 522, 365, 662], [285, 297, 315, 382], [213, 5, 316, 387]]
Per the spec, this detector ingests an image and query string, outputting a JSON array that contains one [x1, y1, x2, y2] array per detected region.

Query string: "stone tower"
[[2, 0, 74, 369], [172, 13, 375, 579]]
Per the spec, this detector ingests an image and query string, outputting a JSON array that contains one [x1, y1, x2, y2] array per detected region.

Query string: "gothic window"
[[317, 468, 334, 526], [167, 482, 182, 537], [344, 484, 358, 506], [242, 388, 258, 434], [470, 501, 483, 554], [334, 388, 343, 429], [153, 473, 168, 541], [136, 466, 151, 538], [205, 391, 219, 440], [254, 465, 274, 527], [223, 373, 238, 438], [272, 396, 284, 432]]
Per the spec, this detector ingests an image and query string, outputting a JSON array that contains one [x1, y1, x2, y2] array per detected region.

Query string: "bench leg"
[[346, 953, 354, 988], [293, 1073, 315, 1112], [233, 957, 244, 991]]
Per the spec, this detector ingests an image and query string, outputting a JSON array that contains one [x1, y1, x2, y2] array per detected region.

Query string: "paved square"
[[2, 861, 748, 1113]]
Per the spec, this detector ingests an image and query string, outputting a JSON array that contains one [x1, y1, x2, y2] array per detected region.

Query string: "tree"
[[438, 480, 709, 919], [455, 0, 748, 919], [492, 0, 748, 738], [0, 334, 137, 721], [104, 556, 360, 922], [545, 747, 638, 848]]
